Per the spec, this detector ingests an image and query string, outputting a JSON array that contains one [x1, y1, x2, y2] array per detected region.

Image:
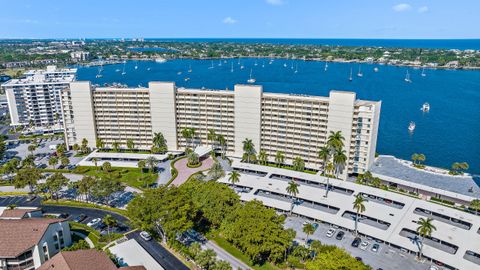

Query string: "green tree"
[[96, 138, 104, 149], [324, 162, 335, 198], [21, 154, 35, 168], [222, 200, 295, 263], [286, 180, 300, 215], [103, 214, 118, 240], [92, 157, 99, 170], [187, 151, 200, 166], [126, 139, 135, 151], [318, 146, 330, 174], [353, 194, 366, 236], [196, 249, 217, 270], [228, 170, 240, 185], [208, 162, 224, 180], [145, 156, 158, 174], [45, 173, 69, 201], [62, 240, 90, 251], [0, 138, 6, 160], [152, 132, 168, 153], [78, 175, 96, 203], [258, 150, 268, 165], [306, 247, 370, 270], [181, 127, 195, 149], [81, 138, 89, 154], [417, 154, 426, 165], [56, 144, 66, 157], [48, 156, 58, 169], [293, 156, 305, 171], [470, 199, 480, 215], [416, 217, 437, 260], [60, 156, 70, 168], [27, 144, 37, 156], [14, 167, 42, 193], [137, 160, 146, 174], [213, 260, 232, 270], [303, 223, 315, 244], [207, 129, 217, 150], [216, 134, 227, 158], [242, 138, 255, 163], [333, 149, 347, 178], [102, 161, 112, 173], [72, 143, 80, 151], [91, 174, 124, 205], [327, 131, 345, 151], [275, 151, 285, 167], [112, 141, 120, 152], [411, 153, 419, 165]]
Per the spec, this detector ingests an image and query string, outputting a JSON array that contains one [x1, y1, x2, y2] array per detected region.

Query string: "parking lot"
[[284, 216, 436, 270]]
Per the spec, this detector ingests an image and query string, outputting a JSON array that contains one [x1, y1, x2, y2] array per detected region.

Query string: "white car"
[[140, 231, 152, 241], [360, 241, 370, 250], [428, 266, 439, 270], [87, 218, 101, 227], [326, 228, 336, 238]]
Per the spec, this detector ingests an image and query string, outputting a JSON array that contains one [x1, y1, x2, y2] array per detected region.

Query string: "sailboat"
[[247, 69, 256, 83], [177, 71, 182, 75], [374, 67, 379, 72], [262, 61, 265, 68], [237, 58, 241, 65], [405, 70, 412, 83], [188, 64, 192, 73], [147, 67, 151, 71], [408, 121, 416, 132], [254, 60, 258, 66], [208, 61, 214, 69], [134, 61, 138, 70], [95, 65, 103, 78], [324, 62, 328, 71], [218, 60, 222, 67], [349, 68, 353, 82], [291, 61, 294, 69], [294, 63, 298, 73], [121, 62, 126, 75], [421, 68, 426, 77], [231, 62, 234, 73], [357, 65, 363, 77]]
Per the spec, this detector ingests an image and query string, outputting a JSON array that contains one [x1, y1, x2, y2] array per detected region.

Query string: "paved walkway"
[[170, 157, 214, 186], [72, 231, 95, 248], [202, 240, 250, 270]]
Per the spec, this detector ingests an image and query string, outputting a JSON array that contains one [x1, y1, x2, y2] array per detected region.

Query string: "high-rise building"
[[62, 81, 381, 178], [2, 65, 76, 128]]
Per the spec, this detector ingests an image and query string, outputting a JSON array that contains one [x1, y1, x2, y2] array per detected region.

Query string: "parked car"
[[26, 195, 37, 202], [58, 213, 69, 219], [355, 257, 362, 262], [371, 243, 380, 253], [429, 266, 439, 270], [140, 231, 152, 241], [326, 228, 336, 238], [360, 241, 370, 250], [87, 218, 101, 227], [335, 231, 345, 240], [73, 214, 87, 223], [351, 237, 361, 247]]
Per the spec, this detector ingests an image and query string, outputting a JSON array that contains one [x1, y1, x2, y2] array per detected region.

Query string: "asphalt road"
[[0, 195, 189, 270]]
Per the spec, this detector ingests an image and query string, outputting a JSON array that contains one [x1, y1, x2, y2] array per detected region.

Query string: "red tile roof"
[[0, 208, 40, 219], [38, 249, 119, 270], [0, 218, 65, 258]]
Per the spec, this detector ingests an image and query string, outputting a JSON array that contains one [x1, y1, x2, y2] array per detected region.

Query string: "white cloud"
[[392, 3, 412, 12], [418, 6, 429, 13], [222, 17, 237, 24], [266, 0, 284, 5], [23, 19, 39, 24]]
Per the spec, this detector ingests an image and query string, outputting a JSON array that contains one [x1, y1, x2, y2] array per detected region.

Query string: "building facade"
[[63, 81, 381, 177], [2, 65, 76, 127]]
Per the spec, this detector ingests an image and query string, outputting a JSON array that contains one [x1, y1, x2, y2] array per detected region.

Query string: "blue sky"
[[0, 0, 478, 39]]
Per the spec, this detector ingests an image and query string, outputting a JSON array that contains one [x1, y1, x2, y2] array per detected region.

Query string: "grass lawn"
[[209, 233, 279, 270], [0, 191, 29, 196], [70, 222, 101, 247], [73, 166, 157, 190]]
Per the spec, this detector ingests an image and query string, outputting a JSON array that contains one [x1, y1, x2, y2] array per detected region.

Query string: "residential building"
[[0, 216, 71, 270], [38, 249, 146, 270], [70, 51, 90, 62], [2, 65, 76, 128], [62, 81, 381, 178]]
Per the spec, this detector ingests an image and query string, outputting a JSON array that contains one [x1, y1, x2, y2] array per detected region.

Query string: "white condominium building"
[[63, 81, 381, 177], [2, 65, 76, 127]]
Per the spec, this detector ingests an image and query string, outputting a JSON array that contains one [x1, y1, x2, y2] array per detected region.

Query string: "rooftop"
[[0, 207, 41, 219], [0, 218, 66, 257], [38, 249, 119, 270], [371, 155, 480, 199]]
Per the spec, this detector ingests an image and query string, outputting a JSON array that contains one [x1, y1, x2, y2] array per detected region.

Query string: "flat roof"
[[218, 159, 480, 270], [109, 239, 163, 270], [371, 155, 480, 200]]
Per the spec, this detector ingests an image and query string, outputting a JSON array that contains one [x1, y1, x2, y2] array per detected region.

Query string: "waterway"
[[77, 58, 480, 175]]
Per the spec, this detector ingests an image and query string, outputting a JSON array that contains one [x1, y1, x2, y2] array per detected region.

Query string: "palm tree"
[[258, 150, 268, 165], [137, 160, 146, 174], [274, 151, 285, 167], [327, 131, 345, 150], [417, 154, 426, 165], [187, 151, 200, 166], [318, 146, 330, 174], [242, 138, 255, 163], [228, 170, 240, 185], [152, 132, 167, 152], [92, 157, 98, 171], [416, 218, 436, 260], [324, 162, 335, 198], [27, 144, 36, 156], [353, 194, 366, 236], [303, 223, 315, 244], [112, 141, 120, 152], [48, 156, 58, 169], [181, 128, 192, 149], [126, 139, 135, 151], [145, 156, 158, 174], [208, 162, 224, 180], [333, 149, 347, 178], [411, 153, 419, 165], [217, 134, 227, 159], [103, 214, 117, 240], [293, 156, 305, 172], [470, 199, 480, 215], [286, 180, 300, 215], [96, 138, 104, 149], [207, 129, 217, 150]]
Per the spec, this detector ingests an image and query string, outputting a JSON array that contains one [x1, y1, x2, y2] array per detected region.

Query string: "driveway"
[[170, 157, 214, 186]]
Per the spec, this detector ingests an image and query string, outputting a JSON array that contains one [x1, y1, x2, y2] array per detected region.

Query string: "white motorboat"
[[374, 67, 379, 72], [357, 65, 363, 77], [155, 58, 166, 63], [421, 68, 426, 77], [421, 102, 430, 112], [408, 121, 416, 132], [247, 69, 256, 83]]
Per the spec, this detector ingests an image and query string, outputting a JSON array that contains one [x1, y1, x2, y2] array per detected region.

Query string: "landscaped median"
[[72, 166, 157, 190], [69, 221, 123, 248]]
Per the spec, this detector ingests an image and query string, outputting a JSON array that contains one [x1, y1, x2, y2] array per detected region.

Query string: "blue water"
[[140, 38, 480, 50], [78, 59, 480, 175]]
